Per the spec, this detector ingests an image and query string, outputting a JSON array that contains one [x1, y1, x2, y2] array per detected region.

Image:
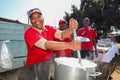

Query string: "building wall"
[[0, 20, 28, 73]]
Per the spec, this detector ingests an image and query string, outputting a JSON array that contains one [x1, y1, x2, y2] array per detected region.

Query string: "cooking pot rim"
[[55, 57, 97, 68]]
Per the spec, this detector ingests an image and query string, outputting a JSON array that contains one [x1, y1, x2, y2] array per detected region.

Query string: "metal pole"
[[73, 29, 81, 63]]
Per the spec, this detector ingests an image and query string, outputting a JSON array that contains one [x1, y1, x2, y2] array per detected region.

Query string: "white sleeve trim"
[[34, 38, 47, 50], [55, 30, 63, 40]]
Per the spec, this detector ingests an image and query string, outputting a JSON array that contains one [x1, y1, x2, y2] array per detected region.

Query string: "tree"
[[64, 0, 120, 36], [63, 5, 82, 28]]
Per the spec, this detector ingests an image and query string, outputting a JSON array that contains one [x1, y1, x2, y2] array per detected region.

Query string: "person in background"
[[24, 8, 81, 80], [54, 19, 72, 57], [77, 17, 98, 60]]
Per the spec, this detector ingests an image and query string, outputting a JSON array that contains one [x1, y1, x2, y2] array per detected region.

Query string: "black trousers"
[[80, 50, 94, 60]]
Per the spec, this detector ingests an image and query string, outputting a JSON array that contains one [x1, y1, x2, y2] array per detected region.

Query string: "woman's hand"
[[68, 40, 81, 50], [69, 18, 78, 30]]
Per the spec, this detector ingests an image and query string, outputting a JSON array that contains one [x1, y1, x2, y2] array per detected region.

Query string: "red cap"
[[59, 20, 66, 24]]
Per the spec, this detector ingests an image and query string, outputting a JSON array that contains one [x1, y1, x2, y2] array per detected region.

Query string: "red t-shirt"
[[54, 37, 72, 57], [77, 27, 97, 51], [24, 25, 56, 66]]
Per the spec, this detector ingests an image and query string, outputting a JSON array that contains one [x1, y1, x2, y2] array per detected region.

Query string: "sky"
[[0, 0, 80, 27]]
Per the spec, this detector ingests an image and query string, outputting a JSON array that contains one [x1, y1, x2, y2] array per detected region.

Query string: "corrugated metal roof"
[[0, 17, 30, 26], [0, 17, 22, 24]]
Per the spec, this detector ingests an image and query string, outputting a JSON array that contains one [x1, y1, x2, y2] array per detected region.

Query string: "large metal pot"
[[54, 57, 99, 80]]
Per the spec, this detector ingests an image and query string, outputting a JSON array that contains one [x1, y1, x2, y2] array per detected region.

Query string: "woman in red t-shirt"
[[24, 8, 81, 80]]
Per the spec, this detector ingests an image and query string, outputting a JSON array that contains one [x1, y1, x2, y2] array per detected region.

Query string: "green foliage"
[[64, 0, 120, 35]]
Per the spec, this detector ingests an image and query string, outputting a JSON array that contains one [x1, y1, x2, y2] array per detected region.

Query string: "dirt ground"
[[0, 66, 36, 80], [111, 43, 120, 80], [110, 54, 120, 80]]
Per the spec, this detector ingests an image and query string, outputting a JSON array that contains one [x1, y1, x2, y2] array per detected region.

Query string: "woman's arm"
[[45, 40, 81, 51]]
